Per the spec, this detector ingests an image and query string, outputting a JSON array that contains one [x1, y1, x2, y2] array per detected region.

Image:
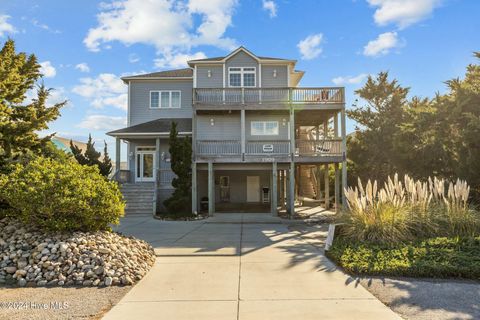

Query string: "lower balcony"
[[195, 139, 343, 162]]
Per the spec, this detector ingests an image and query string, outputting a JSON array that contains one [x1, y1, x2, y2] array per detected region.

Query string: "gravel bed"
[[0, 218, 156, 287], [0, 285, 131, 319]]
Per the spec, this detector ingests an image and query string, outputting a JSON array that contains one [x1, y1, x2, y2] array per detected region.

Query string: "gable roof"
[[107, 118, 192, 137], [187, 46, 296, 65], [121, 68, 193, 81]]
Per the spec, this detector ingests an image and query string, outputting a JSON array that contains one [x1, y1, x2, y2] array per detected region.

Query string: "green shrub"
[[0, 157, 125, 231], [326, 237, 480, 279]]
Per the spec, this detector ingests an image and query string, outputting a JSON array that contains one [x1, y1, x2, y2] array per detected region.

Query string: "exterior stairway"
[[299, 165, 318, 200], [120, 183, 155, 215]]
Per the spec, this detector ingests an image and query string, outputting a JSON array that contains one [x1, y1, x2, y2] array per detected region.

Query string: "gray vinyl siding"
[[129, 80, 193, 126], [196, 114, 241, 140], [261, 65, 288, 87], [246, 114, 289, 141], [197, 169, 271, 205], [225, 51, 259, 88], [196, 66, 223, 88]]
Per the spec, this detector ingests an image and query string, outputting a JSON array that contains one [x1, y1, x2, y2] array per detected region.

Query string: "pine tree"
[[99, 141, 112, 177], [70, 139, 88, 165], [0, 39, 65, 171], [70, 135, 112, 177]]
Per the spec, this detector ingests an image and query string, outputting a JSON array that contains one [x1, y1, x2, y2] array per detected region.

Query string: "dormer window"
[[229, 67, 256, 87]]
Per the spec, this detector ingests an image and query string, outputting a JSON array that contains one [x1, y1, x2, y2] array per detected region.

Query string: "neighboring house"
[[107, 47, 346, 215], [51, 136, 89, 155]]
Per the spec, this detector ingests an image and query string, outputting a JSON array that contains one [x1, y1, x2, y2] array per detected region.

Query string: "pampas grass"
[[339, 174, 480, 243]]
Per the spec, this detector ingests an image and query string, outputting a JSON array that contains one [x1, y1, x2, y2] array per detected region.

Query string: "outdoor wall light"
[[210, 118, 215, 126], [161, 152, 165, 161], [207, 70, 212, 78], [129, 151, 134, 158], [273, 69, 277, 78], [282, 118, 287, 126]]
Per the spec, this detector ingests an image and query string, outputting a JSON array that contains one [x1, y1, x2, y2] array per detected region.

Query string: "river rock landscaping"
[[0, 218, 155, 287]]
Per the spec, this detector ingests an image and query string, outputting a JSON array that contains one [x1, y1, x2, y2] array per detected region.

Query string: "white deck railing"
[[196, 140, 242, 156], [295, 139, 343, 156], [245, 140, 290, 155], [194, 87, 344, 105], [195, 139, 343, 157]]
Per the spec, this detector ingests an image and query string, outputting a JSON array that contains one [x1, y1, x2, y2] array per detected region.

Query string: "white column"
[[192, 162, 197, 214], [324, 163, 330, 209], [334, 163, 340, 213], [208, 161, 214, 215], [341, 108, 347, 207], [271, 162, 278, 216], [288, 162, 295, 218], [154, 137, 160, 216], [115, 138, 120, 174]]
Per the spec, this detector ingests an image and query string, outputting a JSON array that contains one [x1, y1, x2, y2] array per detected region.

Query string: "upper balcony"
[[193, 87, 345, 110]]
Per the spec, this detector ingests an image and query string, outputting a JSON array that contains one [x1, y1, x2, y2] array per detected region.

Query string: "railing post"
[[241, 87, 245, 105]]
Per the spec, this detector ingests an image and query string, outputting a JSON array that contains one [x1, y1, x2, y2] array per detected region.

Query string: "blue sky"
[[0, 0, 478, 160]]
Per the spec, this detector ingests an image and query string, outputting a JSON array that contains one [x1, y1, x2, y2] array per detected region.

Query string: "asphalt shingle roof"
[[122, 68, 193, 79], [107, 118, 192, 135]]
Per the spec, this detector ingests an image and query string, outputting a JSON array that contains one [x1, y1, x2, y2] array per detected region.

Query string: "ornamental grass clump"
[[339, 174, 480, 243]]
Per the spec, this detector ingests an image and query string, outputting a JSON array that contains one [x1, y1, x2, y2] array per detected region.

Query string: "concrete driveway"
[[103, 213, 400, 320]]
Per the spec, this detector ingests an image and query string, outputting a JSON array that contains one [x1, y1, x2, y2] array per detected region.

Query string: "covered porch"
[[107, 118, 192, 213], [193, 161, 344, 217]]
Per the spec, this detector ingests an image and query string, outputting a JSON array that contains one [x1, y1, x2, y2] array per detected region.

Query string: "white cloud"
[[39, 61, 56, 78], [31, 19, 61, 34], [75, 63, 90, 73], [128, 53, 140, 63], [363, 31, 400, 57], [72, 73, 127, 111], [0, 15, 16, 37], [367, 0, 441, 29], [84, 0, 238, 63], [297, 34, 323, 60], [262, 0, 277, 18], [78, 115, 127, 131], [332, 73, 369, 85], [154, 51, 206, 68]]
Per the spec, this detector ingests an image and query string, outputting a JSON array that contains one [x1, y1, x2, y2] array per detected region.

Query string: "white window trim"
[[149, 90, 181, 109], [228, 67, 256, 88], [251, 121, 279, 136]]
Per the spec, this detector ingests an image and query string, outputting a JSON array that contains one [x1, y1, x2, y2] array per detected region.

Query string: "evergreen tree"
[[99, 141, 113, 177], [163, 122, 192, 215], [347, 72, 409, 183], [0, 39, 65, 171], [70, 134, 112, 177]]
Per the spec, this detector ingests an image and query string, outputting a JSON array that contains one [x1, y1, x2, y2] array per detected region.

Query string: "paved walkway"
[[104, 213, 400, 320]]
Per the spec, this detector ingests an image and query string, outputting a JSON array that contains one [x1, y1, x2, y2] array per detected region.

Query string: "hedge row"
[[326, 237, 480, 280]]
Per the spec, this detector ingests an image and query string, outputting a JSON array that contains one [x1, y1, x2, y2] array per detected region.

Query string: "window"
[[229, 67, 256, 87], [251, 121, 279, 135], [150, 91, 181, 108]]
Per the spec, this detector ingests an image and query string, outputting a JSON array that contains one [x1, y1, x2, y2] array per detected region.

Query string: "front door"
[[136, 149, 155, 182], [220, 176, 230, 202], [246, 176, 260, 202]]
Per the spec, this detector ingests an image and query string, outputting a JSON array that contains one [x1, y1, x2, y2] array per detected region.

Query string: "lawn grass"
[[326, 236, 480, 280]]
